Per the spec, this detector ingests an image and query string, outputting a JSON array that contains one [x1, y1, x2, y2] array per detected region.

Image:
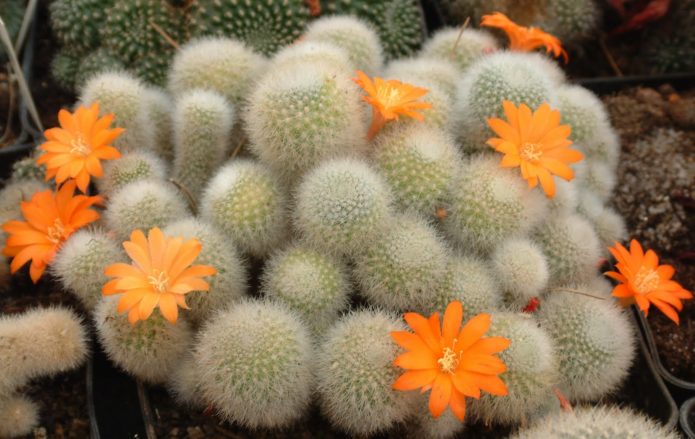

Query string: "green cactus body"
[[491, 238, 549, 309], [512, 405, 679, 439], [168, 37, 267, 107], [95, 296, 193, 384], [51, 50, 81, 91], [540, 0, 601, 43], [194, 300, 313, 428], [384, 58, 460, 98], [355, 215, 449, 312], [49, 0, 112, 55], [201, 160, 287, 257], [9, 154, 45, 184], [373, 123, 459, 217], [52, 229, 124, 311], [420, 28, 498, 73], [444, 155, 548, 252], [142, 88, 174, 161], [104, 179, 189, 241], [323, 0, 425, 60], [97, 151, 167, 197], [189, 0, 311, 56], [533, 213, 601, 286], [164, 218, 247, 326], [74, 48, 124, 90], [0, 395, 39, 438], [303, 16, 384, 75], [316, 309, 415, 435], [261, 245, 349, 334], [246, 62, 366, 182], [537, 291, 635, 401], [468, 313, 558, 425], [173, 90, 234, 199], [294, 158, 392, 258], [427, 255, 501, 316]]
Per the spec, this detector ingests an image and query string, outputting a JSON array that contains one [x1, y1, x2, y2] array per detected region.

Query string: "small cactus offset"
[[420, 28, 498, 73], [384, 58, 460, 98], [0, 395, 40, 438], [491, 238, 549, 308], [96, 150, 168, 197], [142, 88, 175, 161]]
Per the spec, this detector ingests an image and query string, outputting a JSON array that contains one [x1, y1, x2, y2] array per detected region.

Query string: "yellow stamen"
[[520, 142, 543, 162], [633, 266, 661, 295], [46, 218, 66, 244], [70, 135, 91, 157], [437, 347, 459, 374], [147, 269, 170, 294]]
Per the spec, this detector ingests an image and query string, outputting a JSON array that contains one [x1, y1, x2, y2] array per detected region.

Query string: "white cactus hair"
[[384, 57, 460, 97], [142, 87, 174, 161], [556, 84, 611, 146], [270, 40, 353, 71], [420, 27, 498, 73], [575, 159, 618, 200], [0, 395, 40, 438], [97, 150, 168, 197], [168, 352, 205, 409], [491, 238, 549, 309], [577, 191, 627, 249]]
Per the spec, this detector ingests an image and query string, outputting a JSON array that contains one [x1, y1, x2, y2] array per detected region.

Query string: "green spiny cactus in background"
[[164, 218, 247, 326], [142, 88, 174, 161], [104, 179, 189, 241], [193, 300, 313, 428], [303, 16, 384, 75], [536, 290, 635, 401], [373, 123, 459, 217], [555, 85, 610, 149], [0, 307, 88, 395], [577, 191, 627, 250], [101, 0, 188, 86], [97, 150, 167, 197], [427, 255, 502, 316], [51, 229, 124, 311], [201, 160, 287, 257], [0, 395, 39, 438], [9, 154, 45, 184], [95, 296, 194, 384], [468, 313, 558, 425], [419, 28, 498, 73], [80, 71, 155, 153], [323, 0, 426, 60], [316, 309, 415, 436], [540, 0, 601, 43], [49, 0, 111, 55], [270, 41, 353, 71], [74, 48, 124, 90], [645, 33, 695, 74], [511, 405, 679, 439], [444, 155, 548, 252], [173, 90, 234, 199], [575, 159, 617, 201], [454, 51, 556, 151], [261, 244, 350, 334], [168, 37, 267, 107], [189, 0, 311, 56], [491, 238, 549, 309], [294, 158, 392, 258], [532, 213, 601, 286], [246, 61, 366, 182], [51, 50, 80, 91], [384, 58, 460, 98]]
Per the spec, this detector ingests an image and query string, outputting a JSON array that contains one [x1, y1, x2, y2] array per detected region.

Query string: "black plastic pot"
[[681, 397, 695, 439]]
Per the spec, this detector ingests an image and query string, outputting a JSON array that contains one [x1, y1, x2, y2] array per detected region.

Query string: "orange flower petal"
[[393, 369, 438, 391], [428, 374, 452, 418]]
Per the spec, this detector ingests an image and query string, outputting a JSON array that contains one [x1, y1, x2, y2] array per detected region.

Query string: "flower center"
[[632, 266, 661, 295], [147, 269, 170, 294], [437, 346, 460, 374], [70, 134, 92, 157], [377, 86, 404, 108], [520, 142, 543, 162], [46, 218, 66, 244]]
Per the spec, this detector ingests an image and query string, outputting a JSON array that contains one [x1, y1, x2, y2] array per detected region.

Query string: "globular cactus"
[[270, 41, 353, 71], [588, 124, 621, 172], [104, 179, 189, 241], [246, 61, 366, 182], [536, 290, 635, 401], [51, 229, 124, 310], [0, 307, 88, 395], [547, 179, 579, 214], [575, 159, 617, 201], [454, 51, 556, 150], [577, 191, 627, 250], [427, 255, 502, 317], [49, 0, 111, 55], [51, 50, 80, 91], [189, 0, 311, 56], [384, 58, 460, 98], [95, 296, 194, 384], [532, 213, 601, 286], [468, 313, 558, 425], [316, 309, 415, 436], [303, 16, 384, 75], [511, 405, 679, 439], [382, 75, 455, 131], [193, 300, 313, 428], [444, 155, 548, 252], [8, 155, 45, 184], [201, 160, 287, 257], [168, 37, 266, 107], [354, 215, 449, 311], [80, 71, 155, 153], [491, 238, 549, 309], [0, 395, 40, 438], [541, 0, 601, 43], [173, 90, 234, 198], [142, 88, 174, 161], [96, 150, 167, 197], [525, 52, 567, 86], [420, 28, 497, 73], [555, 85, 611, 149], [294, 158, 392, 258], [261, 245, 349, 334], [373, 123, 459, 217], [168, 352, 204, 408], [74, 48, 124, 91], [164, 218, 247, 325]]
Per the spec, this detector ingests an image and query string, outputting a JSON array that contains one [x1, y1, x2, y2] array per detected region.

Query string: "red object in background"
[[522, 297, 541, 313], [305, 0, 321, 16], [609, 0, 672, 34]]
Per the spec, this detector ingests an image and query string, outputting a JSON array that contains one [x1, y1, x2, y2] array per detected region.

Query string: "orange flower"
[[486, 101, 584, 198], [353, 70, 433, 140], [605, 240, 693, 324], [481, 12, 568, 62], [37, 102, 123, 193], [1, 181, 102, 283], [103, 228, 217, 325], [391, 301, 510, 421]]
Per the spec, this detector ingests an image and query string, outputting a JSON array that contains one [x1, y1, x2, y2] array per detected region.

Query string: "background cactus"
[[193, 300, 313, 428], [420, 28, 498, 73], [50, 50, 80, 90], [73, 48, 124, 90], [96, 150, 168, 197], [142, 88, 175, 161], [49, 0, 111, 56], [316, 309, 415, 435]]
